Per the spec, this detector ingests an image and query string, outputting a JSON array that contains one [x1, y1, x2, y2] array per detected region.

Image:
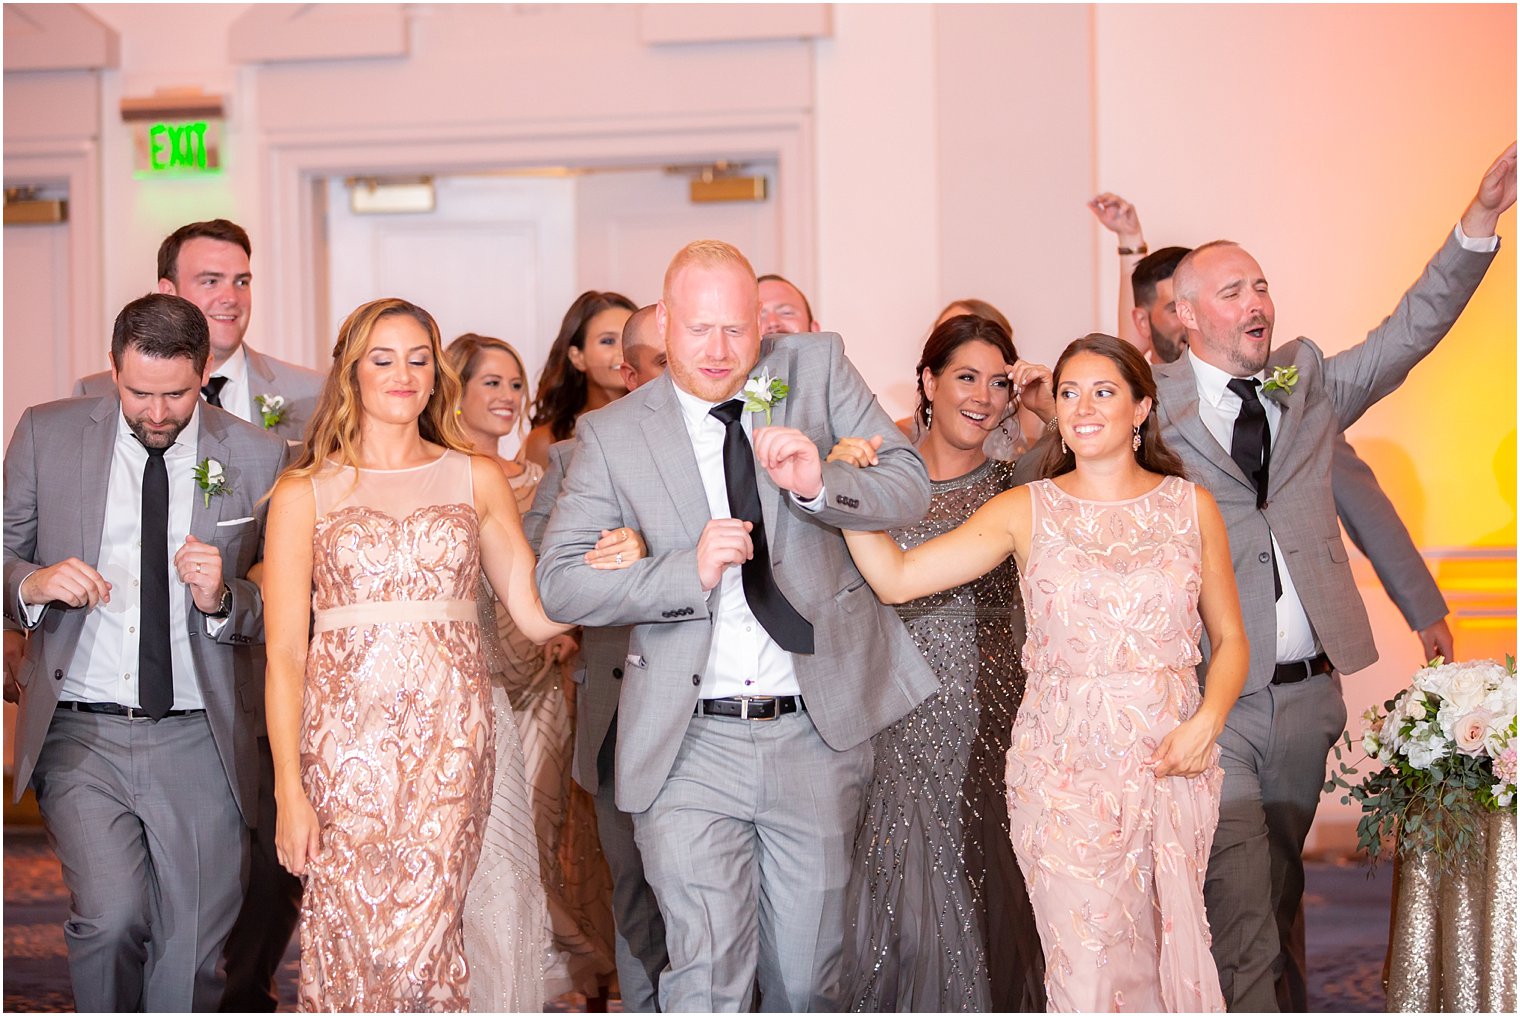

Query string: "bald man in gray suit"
[[1157, 146, 1513, 1012], [538, 242, 937, 1012]]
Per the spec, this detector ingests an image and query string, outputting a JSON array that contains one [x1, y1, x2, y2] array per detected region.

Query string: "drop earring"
[[924, 404, 933, 429], [1132, 426, 1142, 452], [1060, 435, 1068, 455]]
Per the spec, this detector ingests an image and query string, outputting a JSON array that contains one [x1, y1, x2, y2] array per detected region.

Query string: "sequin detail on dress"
[[844, 460, 1045, 1012], [299, 452, 493, 1012], [1006, 476, 1225, 1013]]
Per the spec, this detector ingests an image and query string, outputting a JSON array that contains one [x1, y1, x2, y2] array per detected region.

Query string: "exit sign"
[[133, 120, 222, 176]]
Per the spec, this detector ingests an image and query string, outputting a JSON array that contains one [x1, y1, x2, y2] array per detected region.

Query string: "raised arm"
[[842, 484, 1029, 605], [262, 473, 320, 876], [473, 455, 573, 646], [1323, 144, 1513, 428], [1151, 486, 1246, 778], [1089, 192, 1149, 354]]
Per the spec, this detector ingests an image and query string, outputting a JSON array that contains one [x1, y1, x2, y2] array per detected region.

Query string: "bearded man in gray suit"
[[75, 218, 317, 1010], [1156, 145, 1514, 1012], [537, 241, 937, 1012], [4, 293, 290, 1011]]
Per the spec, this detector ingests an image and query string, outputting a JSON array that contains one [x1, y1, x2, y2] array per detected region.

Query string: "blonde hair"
[[446, 332, 531, 442], [662, 240, 757, 304], [281, 298, 475, 485]]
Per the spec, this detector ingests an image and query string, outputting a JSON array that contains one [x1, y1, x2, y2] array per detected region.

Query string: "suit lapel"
[[79, 399, 119, 566], [1153, 359, 1256, 491], [639, 375, 708, 546], [1263, 348, 1305, 492], [752, 339, 792, 550], [190, 407, 231, 541], [242, 345, 277, 421]]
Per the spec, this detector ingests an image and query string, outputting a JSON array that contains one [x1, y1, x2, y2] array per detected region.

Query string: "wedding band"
[[616, 553, 624, 565]]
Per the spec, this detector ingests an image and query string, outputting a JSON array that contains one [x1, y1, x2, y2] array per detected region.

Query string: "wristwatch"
[[207, 584, 233, 619]]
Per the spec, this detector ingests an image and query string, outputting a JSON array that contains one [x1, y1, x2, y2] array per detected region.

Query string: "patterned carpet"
[[3, 825, 1385, 1012]]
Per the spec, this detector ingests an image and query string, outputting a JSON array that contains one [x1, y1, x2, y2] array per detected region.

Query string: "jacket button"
[[53, 669, 63, 681], [691, 674, 701, 686], [1258, 551, 1271, 564], [612, 667, 623, 680]]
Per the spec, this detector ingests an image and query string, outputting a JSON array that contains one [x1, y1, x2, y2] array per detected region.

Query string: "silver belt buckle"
[[741, 695, 777, 721]]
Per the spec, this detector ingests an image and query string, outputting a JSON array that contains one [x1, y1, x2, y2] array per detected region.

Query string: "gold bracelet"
[[1117, 243, 1149, 257]]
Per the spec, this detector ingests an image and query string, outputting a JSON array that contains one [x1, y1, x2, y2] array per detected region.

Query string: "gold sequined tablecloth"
[[1384, 810, 1517, 1012]]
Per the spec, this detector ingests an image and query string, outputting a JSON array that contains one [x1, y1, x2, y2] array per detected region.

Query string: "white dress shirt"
[[672, 383, 806, 699], [52, 408, 209, 710], [1187, 350, 1320, 664], [207, 344, 251, 424]]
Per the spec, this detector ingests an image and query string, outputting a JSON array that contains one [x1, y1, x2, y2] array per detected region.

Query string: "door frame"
[[4, 140, 103, 393], [260, 112, 815, 365]]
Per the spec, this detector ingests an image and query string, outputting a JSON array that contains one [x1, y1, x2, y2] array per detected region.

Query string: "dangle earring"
[[924, 404, 933, 429], [1060, 435, 1068, 455], [1132, 426, 1142, 452]]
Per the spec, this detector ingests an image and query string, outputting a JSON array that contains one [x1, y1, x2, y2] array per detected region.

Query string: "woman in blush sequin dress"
[[261, 300, 628, 1011], [835, 314, 1047, 1012], [843, 335, 1248, 1013]]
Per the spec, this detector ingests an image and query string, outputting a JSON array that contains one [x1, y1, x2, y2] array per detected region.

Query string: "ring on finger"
[[615, 552, 624, 565]]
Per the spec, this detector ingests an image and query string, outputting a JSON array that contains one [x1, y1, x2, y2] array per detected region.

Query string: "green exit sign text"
[[133, 120, 222, 176]]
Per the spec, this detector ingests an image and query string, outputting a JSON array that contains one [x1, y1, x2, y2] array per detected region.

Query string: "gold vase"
[[1384, 807, 1518, 1012]]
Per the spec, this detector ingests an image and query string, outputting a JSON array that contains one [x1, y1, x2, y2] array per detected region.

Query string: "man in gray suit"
[[1090, 198, 1456, 664], [76, 218, 317, 1010], [1157, 146, 1513, 1012], [537, 240, 938, 1012], [523, 304, 670, 1012], [4, 293, 290, 1011], [76, 219, 323, 443]]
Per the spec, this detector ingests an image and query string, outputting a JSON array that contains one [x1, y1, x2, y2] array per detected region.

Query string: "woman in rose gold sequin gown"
[[843, 336, 1249, 1013], [262, 300, 576, 1012]]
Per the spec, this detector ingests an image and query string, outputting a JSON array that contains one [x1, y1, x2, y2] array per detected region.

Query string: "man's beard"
[[1149, 324, 1188, 364], [668, 358, 751, 404], [1223, 314, 1272, 374], [127, 413, 193, 449]]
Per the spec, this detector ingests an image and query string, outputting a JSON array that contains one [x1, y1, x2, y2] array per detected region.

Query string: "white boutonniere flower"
[[255, 393, 286, 430], [1262, 365, 1299, 400], [741, 369, 790, 425], [193, 457, 232, 508]]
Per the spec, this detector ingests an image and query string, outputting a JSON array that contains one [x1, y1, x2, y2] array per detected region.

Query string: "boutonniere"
[[741, 369, 790, 425], [1262, 365, 1299, 401], [193, 457, 232, 507], [254, 393, 286, 430]]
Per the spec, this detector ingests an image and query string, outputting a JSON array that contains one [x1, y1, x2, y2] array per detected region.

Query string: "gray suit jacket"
[[3, 395, 291, 821], [75, 344, 324, 442], [1153, 230, 1495, 694], [1331, 436, 1446, 632], [523, 438, 631, 796], [536, 333, 939, 812]]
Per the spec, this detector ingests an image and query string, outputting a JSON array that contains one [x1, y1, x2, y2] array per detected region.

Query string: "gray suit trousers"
[[633, 711, 873, 1013], [34, 709, 246, 1012], [1204, 673, 1346, 1012]]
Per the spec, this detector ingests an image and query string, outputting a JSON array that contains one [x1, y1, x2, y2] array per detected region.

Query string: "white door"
[[325, 174, 579, 458], [324, 165, 781, 456]]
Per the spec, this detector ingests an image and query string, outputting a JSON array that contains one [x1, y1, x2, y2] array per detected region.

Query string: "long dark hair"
[[914, 314, 1018, 429], [1038, 333, 1188, 480], [529, 290, 637, 441]]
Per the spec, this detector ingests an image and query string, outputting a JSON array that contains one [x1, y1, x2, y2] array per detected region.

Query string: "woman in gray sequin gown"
[[840, 314, 1048, 1012]]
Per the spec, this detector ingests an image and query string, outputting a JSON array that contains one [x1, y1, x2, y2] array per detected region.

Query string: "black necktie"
[[709, 400, 815, 654], [1226, 377, 1282, 599], [201, 375, 228, 408], [140, 444, 174, 718]]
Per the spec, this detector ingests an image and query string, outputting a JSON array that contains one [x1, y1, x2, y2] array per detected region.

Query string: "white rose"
[[1403, 738, 1439, 769], [1452, 710, 1493, 756], [1431, 662, 1499, 714], [1397, 691, 1427, 722], [1361, 732, 1381, 758], [205, 459, 225, 483], [264, 394, 286, 410]]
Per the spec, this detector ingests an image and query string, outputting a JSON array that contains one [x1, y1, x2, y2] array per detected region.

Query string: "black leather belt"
[[1271, 653, 1333, 686], [695, 695, 806, 721], [58, 701, 204, 719]]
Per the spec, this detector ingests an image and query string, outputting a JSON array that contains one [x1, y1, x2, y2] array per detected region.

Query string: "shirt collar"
[[212, 343, 248, 388], [1187, 347, 1266, 410], [671, 378, 744, 434], [117, 403, 200, 460]]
